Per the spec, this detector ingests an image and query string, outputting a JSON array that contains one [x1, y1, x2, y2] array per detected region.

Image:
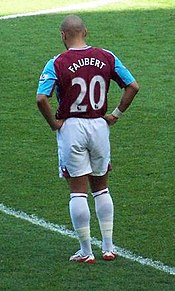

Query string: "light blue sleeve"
[[114, 57, 135, 86], [37, 58, 57, 96]]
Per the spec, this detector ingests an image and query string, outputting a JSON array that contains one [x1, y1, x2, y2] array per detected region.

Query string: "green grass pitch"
[[0, 0, 175, 290]]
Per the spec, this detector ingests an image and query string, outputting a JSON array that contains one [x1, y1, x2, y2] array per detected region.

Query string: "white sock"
[[92, 188, 114, 252], [69, 193, 92, 255]]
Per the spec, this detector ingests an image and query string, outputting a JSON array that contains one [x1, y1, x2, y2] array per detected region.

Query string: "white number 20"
[[70, 75, 106, 113]]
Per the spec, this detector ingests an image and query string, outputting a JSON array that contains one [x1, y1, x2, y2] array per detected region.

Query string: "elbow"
[[36, 94, 47, 108], [125, 81, 139, 95], [132, 81, 139, 94]]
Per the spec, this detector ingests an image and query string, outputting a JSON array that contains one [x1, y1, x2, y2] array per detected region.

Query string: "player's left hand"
[[103, 114, 119, 126]]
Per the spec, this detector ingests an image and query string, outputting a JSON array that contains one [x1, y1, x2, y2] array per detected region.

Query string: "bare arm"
[[104, 81, 139, 125], [36, 94, 64, 131]]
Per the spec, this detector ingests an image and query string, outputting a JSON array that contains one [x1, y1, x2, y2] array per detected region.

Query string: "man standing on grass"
[[36, 15, 139, 263]]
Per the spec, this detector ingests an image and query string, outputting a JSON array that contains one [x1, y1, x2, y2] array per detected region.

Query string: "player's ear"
[[84, 28, 87, 38], [61, 31, 66, 41]]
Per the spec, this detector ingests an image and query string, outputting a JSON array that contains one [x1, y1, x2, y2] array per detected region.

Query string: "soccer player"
[[36, 15, 139, 263]]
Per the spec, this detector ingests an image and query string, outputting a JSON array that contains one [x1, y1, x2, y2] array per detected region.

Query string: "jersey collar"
[[68, 45, 92, 51]]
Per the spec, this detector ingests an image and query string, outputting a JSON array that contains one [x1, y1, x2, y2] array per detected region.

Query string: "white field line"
[[0, 203, 175, 275], [0, 0, 118, 20]]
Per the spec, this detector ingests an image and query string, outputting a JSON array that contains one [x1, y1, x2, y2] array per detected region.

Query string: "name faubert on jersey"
[[68, 57, 106, 73]]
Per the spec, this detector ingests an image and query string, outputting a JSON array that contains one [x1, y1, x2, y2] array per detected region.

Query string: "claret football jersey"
[[37, 46, 135, 119]]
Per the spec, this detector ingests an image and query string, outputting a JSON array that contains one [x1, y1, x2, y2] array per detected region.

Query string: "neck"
[[66, 40, 87, 50]]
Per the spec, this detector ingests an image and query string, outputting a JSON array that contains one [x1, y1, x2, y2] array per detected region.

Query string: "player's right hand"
[[51, 119, 65, 131]]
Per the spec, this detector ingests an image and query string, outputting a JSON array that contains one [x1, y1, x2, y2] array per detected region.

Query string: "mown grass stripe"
[[0, 203, 174, 275], [0, 0, 118, 20]]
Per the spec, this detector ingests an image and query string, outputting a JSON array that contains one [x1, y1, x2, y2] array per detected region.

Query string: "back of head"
[[60, 15, 86, 38]]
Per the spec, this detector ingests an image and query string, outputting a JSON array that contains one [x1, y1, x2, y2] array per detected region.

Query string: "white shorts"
[[56, 117, 110, 177]]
